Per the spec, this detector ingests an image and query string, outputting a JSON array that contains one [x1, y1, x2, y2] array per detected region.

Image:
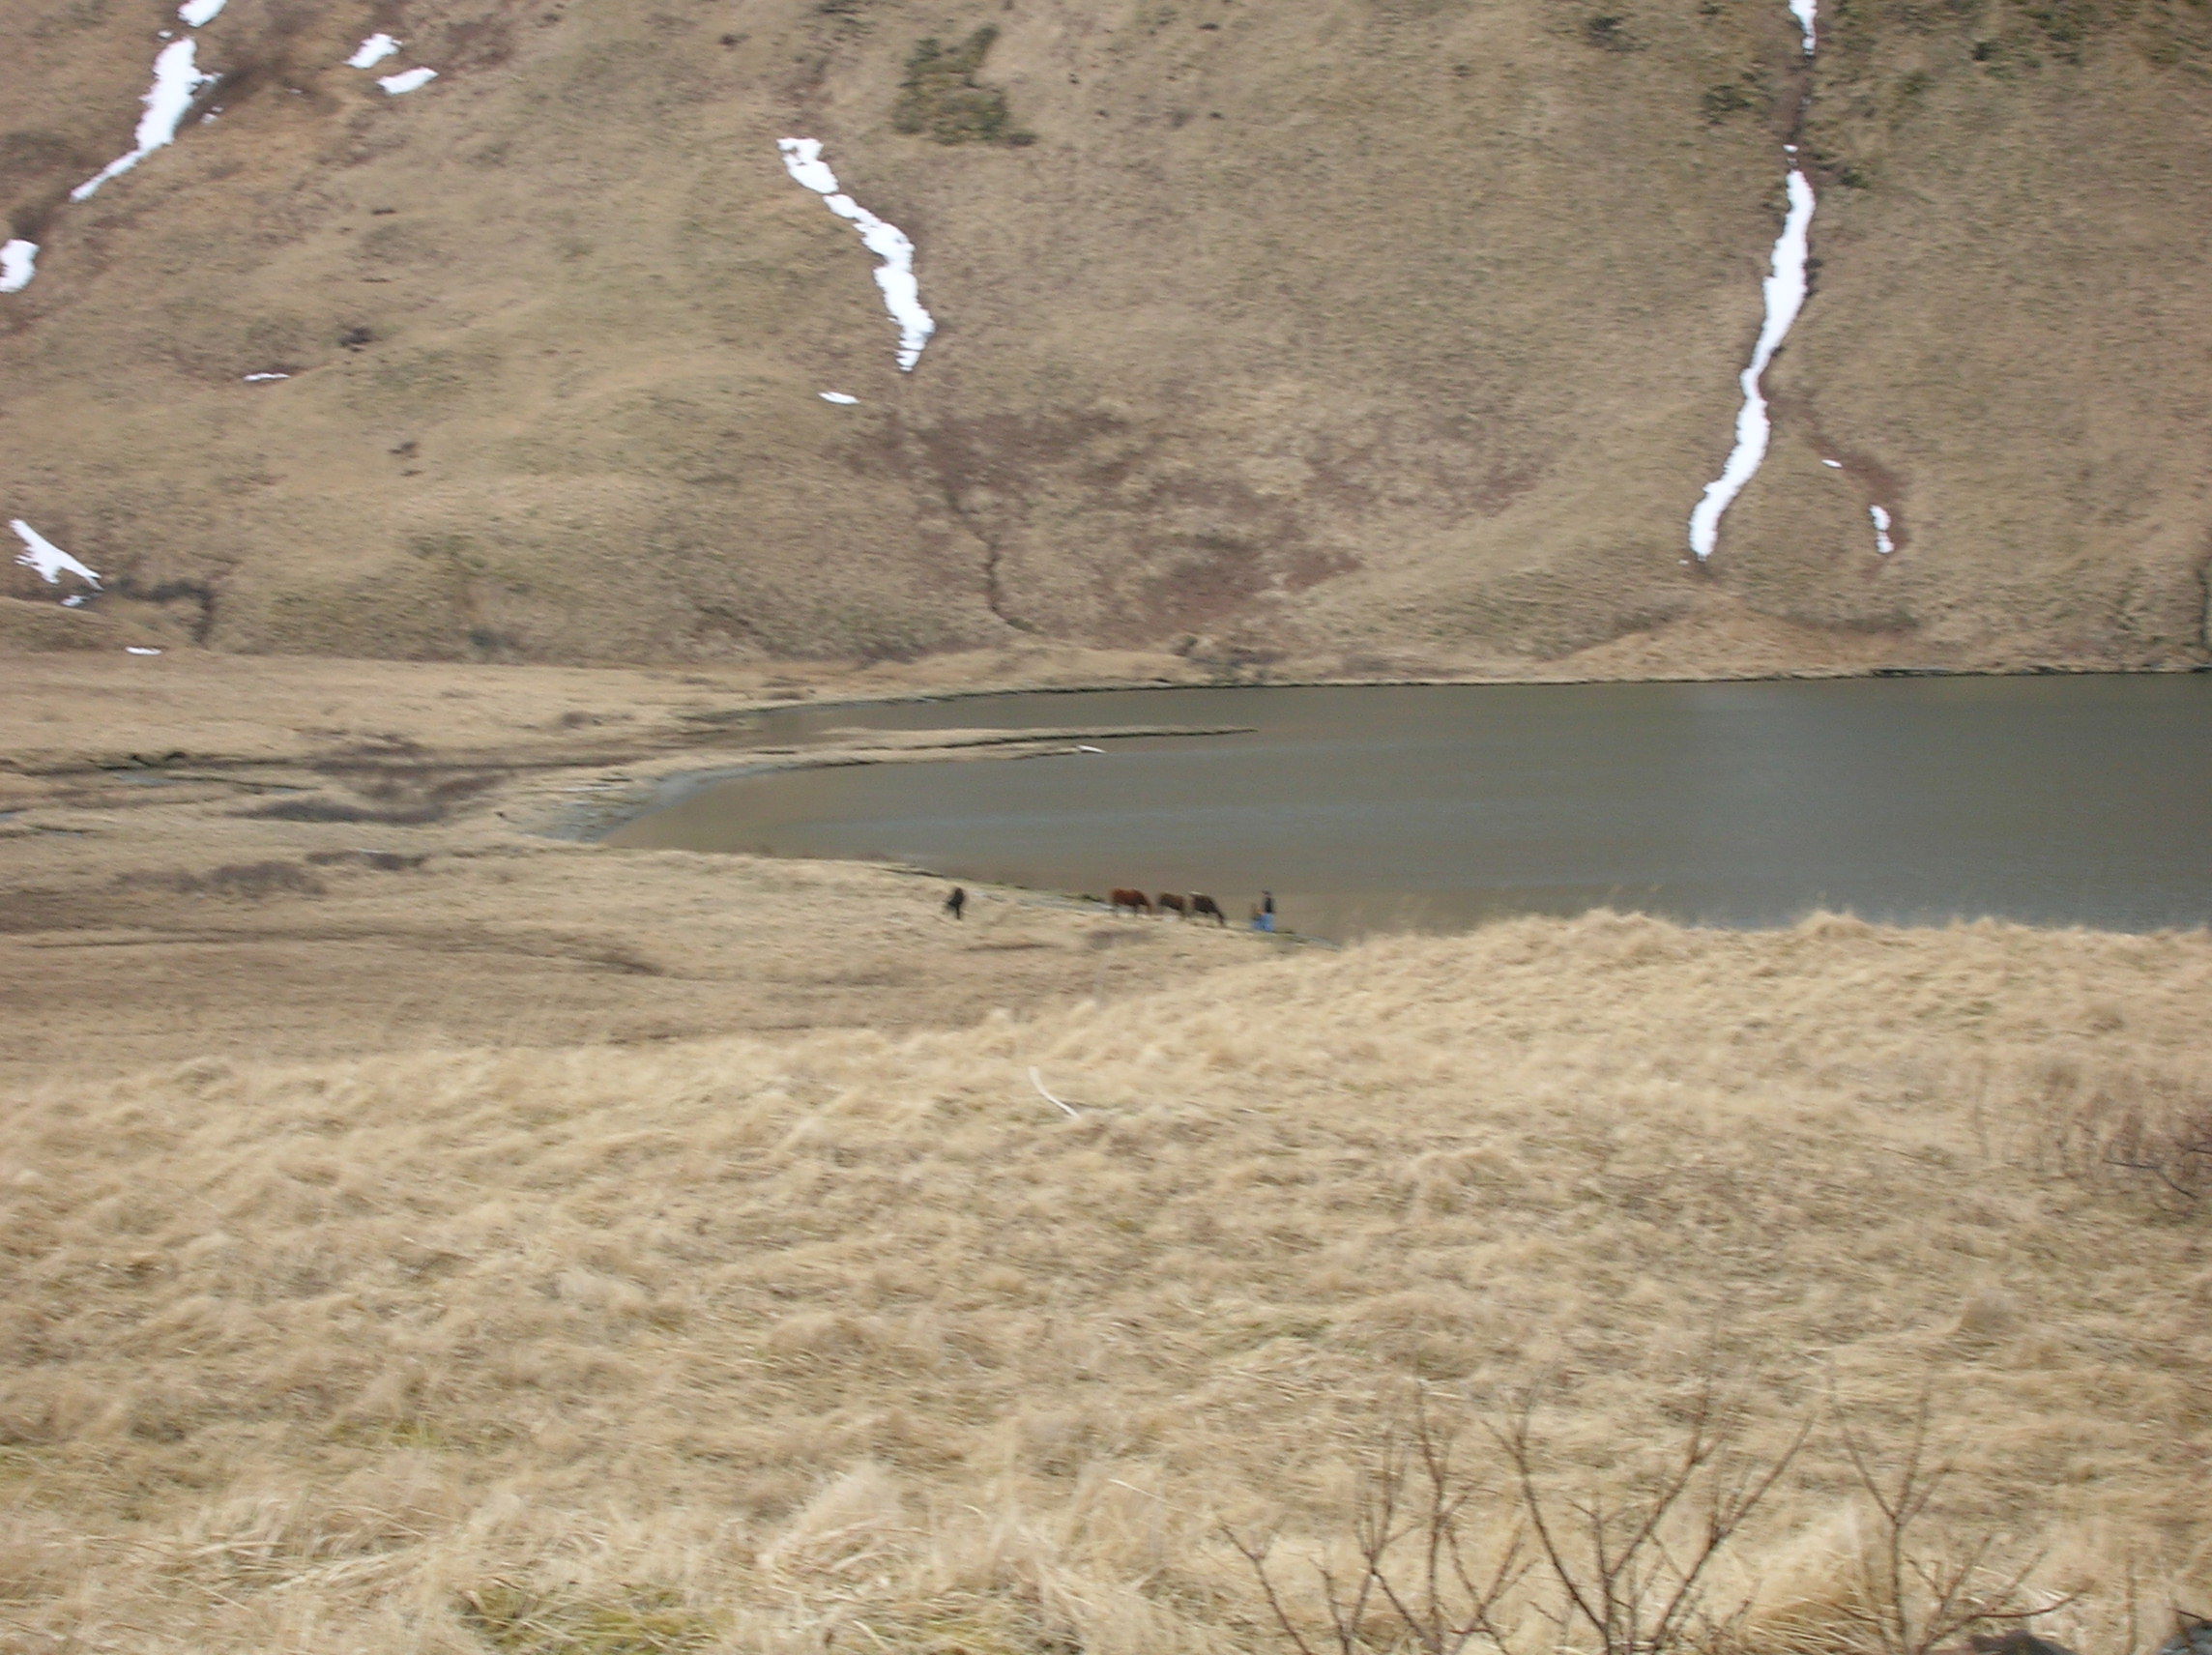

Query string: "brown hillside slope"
[[2, 915, 2208, 1649], [2, 0, 2208, 672]]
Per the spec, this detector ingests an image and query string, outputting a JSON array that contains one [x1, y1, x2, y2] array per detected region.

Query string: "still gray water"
[[607, 676, 2212, 937]]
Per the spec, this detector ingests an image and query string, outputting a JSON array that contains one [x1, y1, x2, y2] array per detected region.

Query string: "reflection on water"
[[608, 676, 2212, 938]]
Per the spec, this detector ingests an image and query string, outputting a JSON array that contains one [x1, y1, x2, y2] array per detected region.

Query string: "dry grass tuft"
[[1, 913, 2208, 1651]]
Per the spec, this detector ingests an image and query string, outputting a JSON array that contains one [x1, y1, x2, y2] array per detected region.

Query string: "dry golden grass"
[[3, 912, 2208, 1653]]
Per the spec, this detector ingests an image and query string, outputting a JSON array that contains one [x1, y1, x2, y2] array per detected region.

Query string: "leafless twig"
[[1831, 1382, 2078, 1655]]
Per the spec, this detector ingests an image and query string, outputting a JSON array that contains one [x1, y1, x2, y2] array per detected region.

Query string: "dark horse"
[[1156, 892, 1188, 919], [1189, 893, 1227, 926], [1109, 887, 1152, 916]]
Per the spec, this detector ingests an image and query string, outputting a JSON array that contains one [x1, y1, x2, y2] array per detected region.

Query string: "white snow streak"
[[244, 371, 290, 381], [820, 392, 859, 404], [348, 33, 401, 68], [127, 646, 164, 654], [777, 138, 936, 371], [1821, 457, 1843, 467], [10, 521, 102, 590], [379, 67, 438, 95], [178, 0, 226, 24], [0, 241, 36, 294], [1789, 0, 1818, 51], [71, 39, 217, 201], [1687, 168, 1816, 562], [1870, 504, 1895, 554]]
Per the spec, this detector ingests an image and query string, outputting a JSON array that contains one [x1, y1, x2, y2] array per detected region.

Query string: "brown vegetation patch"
[[117, 858, 328, 900]]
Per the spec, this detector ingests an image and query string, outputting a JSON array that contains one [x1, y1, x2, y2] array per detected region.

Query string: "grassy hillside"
[[2, 0, 2208, 674], [4, 913, 2207, 1650]]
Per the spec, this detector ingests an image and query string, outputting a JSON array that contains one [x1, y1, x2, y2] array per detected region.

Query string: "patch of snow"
[[347, 33, 400, 69], [10, 520, 102, 590], [777, 138, 937, 372], [127, 647, 164, 654], [1075, 743, 1104, 753], [71, 39, 217, 202], [379, 67, 437, 95], [1788, 0, 1817, 52], [819, 391, 859, 404], [1821, 457, 1843, 468], [243, 371, 289, 381], [0, 240, 36, 294], [1870, 504, 1895, 555], [1687, 167, 1816, 562], [63, 595, 89, 607], [178, 0, 226, 25]]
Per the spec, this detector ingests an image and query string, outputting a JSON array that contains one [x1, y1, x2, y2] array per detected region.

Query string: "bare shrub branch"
[[1230, 1388, 1527, 1655], [2033, 1062, 2212, 1215], [1831, 1384, 2081, 1655], [1234, 1378, 1806, 1655]]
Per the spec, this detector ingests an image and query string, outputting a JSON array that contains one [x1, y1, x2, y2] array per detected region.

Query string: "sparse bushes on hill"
[[893, 27, 1036, 146], [2035, 1060, 2212, 1213]]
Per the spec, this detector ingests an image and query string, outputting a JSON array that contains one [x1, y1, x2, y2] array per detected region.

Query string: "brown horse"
[[1109, 887, 1152, 916], [1189, 893, 1227, 926], [1156, 892, 1188, 919]]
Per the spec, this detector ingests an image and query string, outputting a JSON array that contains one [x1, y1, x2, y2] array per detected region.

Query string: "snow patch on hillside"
[[1687, 168, 1816, 561], [379, 67, 438, 95], [348, 34, 401, 68], [820, 392, 859, 404], [11, 521, 102, 591], [1789, 0, 1818, 51], [777, 138, 936, 372], [0, 241, 36, 294], [71, 39, 217, 201], [178, 0, 226, 24], [1870, 505, 1895, 555]]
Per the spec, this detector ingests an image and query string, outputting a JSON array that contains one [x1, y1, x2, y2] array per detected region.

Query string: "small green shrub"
[[1582, 12, 1639, 48], [1700, 78, 1762, 120], [892, 27, 1036, 145], [2013, 0, 2103, 58]]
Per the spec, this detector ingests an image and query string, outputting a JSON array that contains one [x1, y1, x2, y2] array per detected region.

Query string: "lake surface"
[[607, 676, 2212, 938]]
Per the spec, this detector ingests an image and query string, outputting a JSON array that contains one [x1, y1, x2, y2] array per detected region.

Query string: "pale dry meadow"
[[2, 911, 2208, 1654]]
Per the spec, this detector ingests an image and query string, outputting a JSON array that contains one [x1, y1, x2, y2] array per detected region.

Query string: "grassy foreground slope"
[[3, 0, 2210, 673], [3, 913, 2207, 1651]]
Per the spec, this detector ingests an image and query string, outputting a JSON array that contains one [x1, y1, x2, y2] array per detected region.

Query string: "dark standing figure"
[[1256, 889, 1276, 933], [945, 885, 967, 920]]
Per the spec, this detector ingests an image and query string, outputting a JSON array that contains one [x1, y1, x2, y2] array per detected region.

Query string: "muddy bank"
[[0, 653, 1273, 1085]]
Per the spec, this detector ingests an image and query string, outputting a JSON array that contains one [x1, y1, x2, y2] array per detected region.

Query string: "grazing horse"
[[1109, 887, 1152, 916], [1189, 893, 1227, 926], [1156, 892, 1189, 919]]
